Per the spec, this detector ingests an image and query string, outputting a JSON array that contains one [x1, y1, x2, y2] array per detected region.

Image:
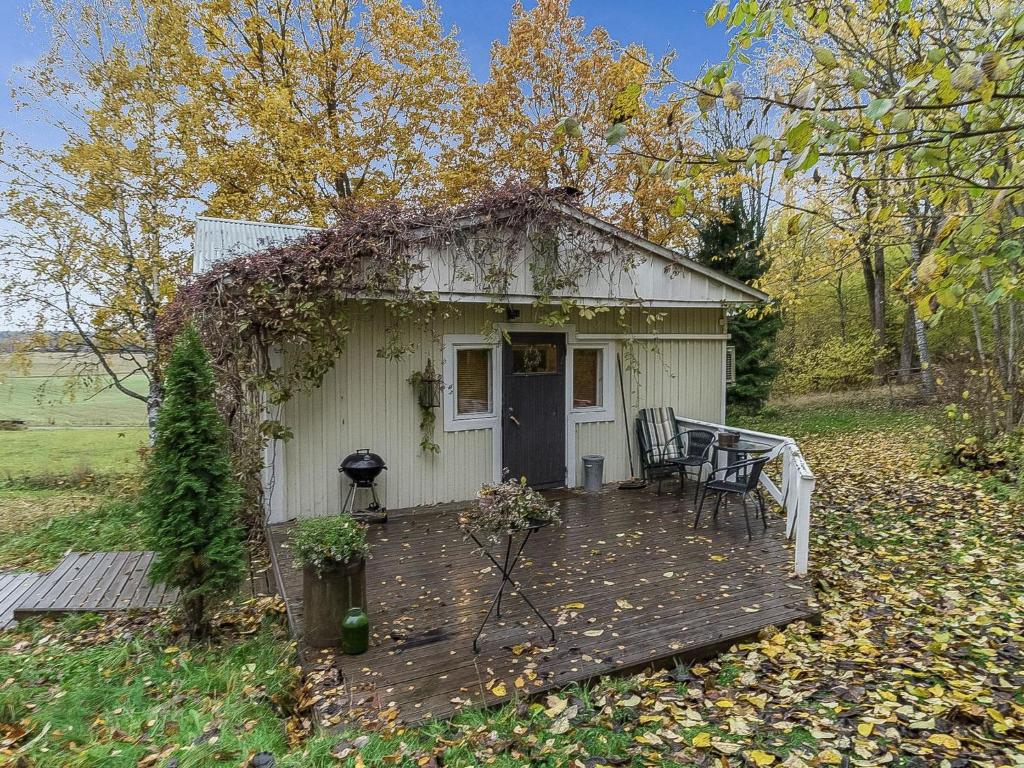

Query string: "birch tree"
[[0, 0, 197, 434]]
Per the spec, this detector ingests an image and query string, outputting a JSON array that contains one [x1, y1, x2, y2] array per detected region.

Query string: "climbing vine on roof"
[[159, 184, 650, 525]]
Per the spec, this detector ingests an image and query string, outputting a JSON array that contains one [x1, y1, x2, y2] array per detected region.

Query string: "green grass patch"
[[0, 492, 146, 569], [733, 402, 930, 438], [0, 606, 300, 768], [0, 351, 148, 426], [0, 426, 148, 483], [0, 372, 148, 426]]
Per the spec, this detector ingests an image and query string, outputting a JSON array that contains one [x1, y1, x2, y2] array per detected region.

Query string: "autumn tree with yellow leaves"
[[0, 0, 199, 432], [1, 0, 727, 424], [176, 0, 472, 225], [451, 0, 724, 246]]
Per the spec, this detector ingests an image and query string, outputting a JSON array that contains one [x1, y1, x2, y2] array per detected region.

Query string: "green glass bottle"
[[341, 607, 369, 655]]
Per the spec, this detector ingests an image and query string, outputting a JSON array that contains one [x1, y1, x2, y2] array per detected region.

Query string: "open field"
[[0, 351, 148, 426], [0, 427, 148, 481]]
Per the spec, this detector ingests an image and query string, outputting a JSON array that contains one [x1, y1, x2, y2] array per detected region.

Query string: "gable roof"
[[193, 216, 318, 273], [192, 201, 768, 306], [546, 202, 768, 303]]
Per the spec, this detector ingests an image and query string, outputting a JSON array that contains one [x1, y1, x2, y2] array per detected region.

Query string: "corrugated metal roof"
[[193, 216, 320, 273]]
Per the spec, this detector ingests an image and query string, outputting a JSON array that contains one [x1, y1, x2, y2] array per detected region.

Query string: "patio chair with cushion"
[[694, 456, 771, 540], [635, 407, 685, 495]]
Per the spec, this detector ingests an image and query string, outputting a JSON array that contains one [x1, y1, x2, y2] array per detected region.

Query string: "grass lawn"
[[0, 352, 148, 427], [0, 427, 148, 483], [0, 602, 302, 768], [0, 372, 149, 426], [733, 387, 932, 437], [2, 401, 1022, 767], [0, 490, 146, 569]]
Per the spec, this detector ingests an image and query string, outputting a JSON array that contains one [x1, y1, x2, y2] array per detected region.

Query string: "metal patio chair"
[[658, 428, 717, 502], [694, 455, 771, 540]]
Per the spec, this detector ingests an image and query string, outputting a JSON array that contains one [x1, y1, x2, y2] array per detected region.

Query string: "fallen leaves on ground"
[[322, 426, 1024, 767]]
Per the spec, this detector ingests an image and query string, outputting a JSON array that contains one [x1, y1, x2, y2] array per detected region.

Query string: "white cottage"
[[193, 197, 772, 527]]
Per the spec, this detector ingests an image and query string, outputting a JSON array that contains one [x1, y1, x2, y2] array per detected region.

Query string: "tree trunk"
[[860, 240, 889, 379], [899, 302, 915, 383], [836, 272, 847, 342], [907, 240, 936, 395], [147, 373, 163, 444]]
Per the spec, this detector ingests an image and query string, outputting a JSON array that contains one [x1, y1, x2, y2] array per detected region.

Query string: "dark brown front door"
[[502, 332, 566, 489]]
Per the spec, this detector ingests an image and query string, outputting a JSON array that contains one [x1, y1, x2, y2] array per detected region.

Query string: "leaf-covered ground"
[[295, 425, 1024, 767], [2, 419, 1022, 767]]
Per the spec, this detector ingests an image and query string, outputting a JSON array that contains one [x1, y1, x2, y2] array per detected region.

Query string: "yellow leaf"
[[691, 731, 712, 748], [514, 676, 525, 689], [715, 699, 735, 708], [563, 602, 585, 610], [927, 733, 961, 750], [490, 682, 507, 697], [817, 748, 842, 765], [748, 750, 776, 766], [857, 721, 874, 737], [544, 696, 567, 717]]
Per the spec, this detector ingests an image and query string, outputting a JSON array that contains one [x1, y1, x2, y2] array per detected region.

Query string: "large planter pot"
[[302, 557, 367, 649]]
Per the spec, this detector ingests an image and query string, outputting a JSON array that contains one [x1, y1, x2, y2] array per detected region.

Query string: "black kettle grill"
[[339, 449, 387, 521]]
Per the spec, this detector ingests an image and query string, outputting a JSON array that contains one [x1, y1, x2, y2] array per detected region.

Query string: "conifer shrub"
[[142, 324, 245, 636]]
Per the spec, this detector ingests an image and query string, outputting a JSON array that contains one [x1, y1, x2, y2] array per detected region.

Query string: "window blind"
[[456, 348, 491, 415], [573, 348, 602, 408]]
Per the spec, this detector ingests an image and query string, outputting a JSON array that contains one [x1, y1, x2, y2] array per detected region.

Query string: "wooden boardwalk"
[[267, 485, 818, 724], [12, 551, 179, 620], [0, 572, 45, 629]]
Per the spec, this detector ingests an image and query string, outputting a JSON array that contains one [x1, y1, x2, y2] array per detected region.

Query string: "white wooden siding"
[[416, 232, 758, 305], [275, 303, 727, 521]]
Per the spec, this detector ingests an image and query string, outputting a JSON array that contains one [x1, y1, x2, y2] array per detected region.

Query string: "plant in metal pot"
[[290, 514, 370, 648], [459, 476, 561, 546]]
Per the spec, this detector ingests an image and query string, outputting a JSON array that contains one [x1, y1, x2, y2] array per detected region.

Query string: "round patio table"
[[715, 439, 773, 482]]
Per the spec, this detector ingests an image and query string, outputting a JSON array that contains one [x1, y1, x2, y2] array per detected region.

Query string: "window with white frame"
[[443, 337, 499, 431], [568, 342, 615, 422]]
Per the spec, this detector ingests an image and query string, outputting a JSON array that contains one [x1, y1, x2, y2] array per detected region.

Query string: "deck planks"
[[267, 484, 819, 724], [0, 572, 46, 629], [12, 551, 179, 620]]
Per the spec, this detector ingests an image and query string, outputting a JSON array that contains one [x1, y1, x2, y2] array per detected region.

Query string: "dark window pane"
[[456, 348, 491, 415], [573, 348, 602, 408], [511, 343, 558, 374]]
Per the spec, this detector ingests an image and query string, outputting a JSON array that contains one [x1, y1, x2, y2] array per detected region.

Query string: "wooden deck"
[[5, 551, 276, 624], [267, 484, 818, 724], [0, 572, 45, 629], [12, 551, 179, 620]]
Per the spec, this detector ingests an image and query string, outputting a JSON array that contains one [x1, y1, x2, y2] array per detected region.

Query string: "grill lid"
[[340, 449, 387, 484]]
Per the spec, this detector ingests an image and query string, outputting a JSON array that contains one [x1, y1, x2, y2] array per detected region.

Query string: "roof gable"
[[192, 204, 768, 306]]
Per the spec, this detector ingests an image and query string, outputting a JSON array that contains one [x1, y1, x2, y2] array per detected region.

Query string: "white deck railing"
[[675, 417, 815, 577]]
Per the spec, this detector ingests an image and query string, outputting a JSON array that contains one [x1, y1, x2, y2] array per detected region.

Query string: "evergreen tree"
[[695, 196, 782, 410], [142, 324, 245, 636]]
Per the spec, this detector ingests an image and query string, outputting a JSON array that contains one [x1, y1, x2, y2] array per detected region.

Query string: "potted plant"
[[459, 476, 561, 546], [290, 514, 370, 648]]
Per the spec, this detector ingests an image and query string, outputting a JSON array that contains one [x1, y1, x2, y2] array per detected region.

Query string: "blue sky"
[[0, 1, 725, 142]]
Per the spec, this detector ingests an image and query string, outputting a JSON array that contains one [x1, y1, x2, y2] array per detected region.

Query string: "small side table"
[[467, 520, 557, 654]]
